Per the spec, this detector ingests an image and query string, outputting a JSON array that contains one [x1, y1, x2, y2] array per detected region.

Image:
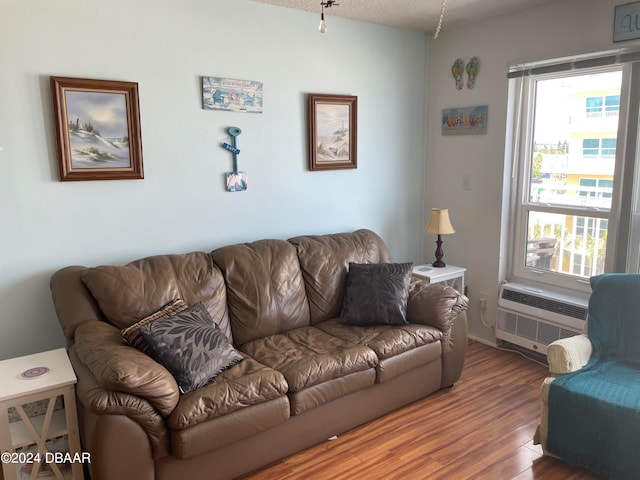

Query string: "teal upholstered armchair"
[[534, 274, 640, 479]]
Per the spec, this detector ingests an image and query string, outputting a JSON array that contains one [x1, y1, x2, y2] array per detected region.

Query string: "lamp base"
[[432, 234, 446, 268]]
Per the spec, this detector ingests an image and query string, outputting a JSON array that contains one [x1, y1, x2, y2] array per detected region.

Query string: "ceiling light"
[[319, 1, 339, 34]]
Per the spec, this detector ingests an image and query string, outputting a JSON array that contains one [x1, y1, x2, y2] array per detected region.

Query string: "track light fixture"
[[319, 0, 339, 33]]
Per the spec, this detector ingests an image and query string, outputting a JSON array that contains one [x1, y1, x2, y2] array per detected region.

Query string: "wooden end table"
[[0, 348, 83, 480]]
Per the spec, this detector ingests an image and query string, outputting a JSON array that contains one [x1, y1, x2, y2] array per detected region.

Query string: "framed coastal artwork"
[[202, 76, 264, 113], [50, 77, 144, 181], [442, 105, 488, 135], [308, 93, 357, 171]]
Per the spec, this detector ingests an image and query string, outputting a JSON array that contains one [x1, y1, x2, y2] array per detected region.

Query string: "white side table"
[[413, 264, 466, 294], [0, 348, 83, 480]]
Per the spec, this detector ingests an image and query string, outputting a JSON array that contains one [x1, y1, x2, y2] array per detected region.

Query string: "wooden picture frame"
[[50, 76, 144, 181], [308, 93, 357, 171]]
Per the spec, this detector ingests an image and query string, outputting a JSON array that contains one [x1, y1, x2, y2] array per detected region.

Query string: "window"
[[602, 138, 616, 156], [605, 95, 620, 115], [582, 138, 616, 157], [508, 67, 623, 291], [571, 217, 608, 277], [585, 96, 603, 116], [578, 178, 613, 200], [582, 138, 599, 156], [585, 94, 620, 117]]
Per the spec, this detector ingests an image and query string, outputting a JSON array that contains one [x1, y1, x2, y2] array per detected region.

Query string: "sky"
[[65, 90, 128, 138]]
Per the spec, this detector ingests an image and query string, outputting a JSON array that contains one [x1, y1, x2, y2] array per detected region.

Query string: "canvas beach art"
[[202, 77, 263, 113], [441, 105, 488, 135]]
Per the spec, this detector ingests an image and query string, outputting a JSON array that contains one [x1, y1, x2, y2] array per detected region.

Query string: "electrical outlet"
[[479, 292, 487, 311]]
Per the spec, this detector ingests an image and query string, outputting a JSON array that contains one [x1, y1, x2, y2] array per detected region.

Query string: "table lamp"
[[426, 208, 455, 268]]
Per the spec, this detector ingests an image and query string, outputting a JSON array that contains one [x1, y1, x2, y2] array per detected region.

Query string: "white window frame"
[[508, 65, 627, 293]]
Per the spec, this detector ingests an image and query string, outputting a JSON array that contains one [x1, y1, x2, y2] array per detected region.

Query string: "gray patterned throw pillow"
[[139, 302, 243, 394], [341, 262, 413, 326]]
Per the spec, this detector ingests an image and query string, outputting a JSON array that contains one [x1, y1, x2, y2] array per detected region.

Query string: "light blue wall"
[[0, 0, 429, 359]]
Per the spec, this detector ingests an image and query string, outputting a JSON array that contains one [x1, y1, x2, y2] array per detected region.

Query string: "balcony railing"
[[530, 184, 612, 208], [585, 110, 619, 118]]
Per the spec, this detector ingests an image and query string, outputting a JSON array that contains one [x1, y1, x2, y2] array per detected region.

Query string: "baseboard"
[[468, 334, 496, 347], [468, 335, 548, 366]]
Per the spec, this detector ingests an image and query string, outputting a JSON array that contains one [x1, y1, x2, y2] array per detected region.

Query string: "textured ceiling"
[[251, 0, 556, 34]]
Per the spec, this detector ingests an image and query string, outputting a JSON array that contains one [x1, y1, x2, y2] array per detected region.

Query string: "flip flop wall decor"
[[466, 57, 480, 89], [451, 57, 480, 90], [451, 58, 464, 90]]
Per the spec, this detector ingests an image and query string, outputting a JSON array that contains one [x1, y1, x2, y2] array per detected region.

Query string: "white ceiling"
[[251, 0, 557, 34]]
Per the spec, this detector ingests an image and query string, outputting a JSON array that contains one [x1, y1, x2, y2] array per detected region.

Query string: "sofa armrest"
[[547, 334, 593, 375], [69, 346, 171, 459], [406, 279, 468, 387], [406, 278, 468, 353], [74, 320, 180, 417]]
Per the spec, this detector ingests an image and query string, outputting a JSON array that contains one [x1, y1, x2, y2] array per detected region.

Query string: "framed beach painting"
[[308, 93, 357, 171], [50, 77, 144, 181]]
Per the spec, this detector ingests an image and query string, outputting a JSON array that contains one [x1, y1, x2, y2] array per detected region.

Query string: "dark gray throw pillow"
[[341, 262, 414, 326], [139, 302, 243, 394]]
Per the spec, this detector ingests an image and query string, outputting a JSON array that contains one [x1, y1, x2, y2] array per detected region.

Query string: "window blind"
[[507, 49, 640, 79]]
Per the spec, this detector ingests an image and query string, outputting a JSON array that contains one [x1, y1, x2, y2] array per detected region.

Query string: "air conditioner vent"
[[501, 289, 587, 320], [497, 282, 589, 353]]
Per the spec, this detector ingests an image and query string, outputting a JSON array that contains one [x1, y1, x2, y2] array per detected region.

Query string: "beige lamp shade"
[[426, 208, 455, 235]]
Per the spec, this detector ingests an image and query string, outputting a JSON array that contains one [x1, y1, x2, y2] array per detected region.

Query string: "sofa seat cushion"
[[316, 318, 443, 383], [167, 354, 288, 430], [288, 369, 376, 415], [240, 326, 378, 392], [316, 318, 442, 359], [171, 396, 290, 459], [375, 342, 442, 383]]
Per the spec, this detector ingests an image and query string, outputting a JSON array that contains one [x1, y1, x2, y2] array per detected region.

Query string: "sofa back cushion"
[[212, 239, 310, 346], [288, 229, 391, 324], [81, 252, 233, 342]]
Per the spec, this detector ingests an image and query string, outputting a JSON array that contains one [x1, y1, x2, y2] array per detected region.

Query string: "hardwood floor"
[[240, 341, 604, 480]]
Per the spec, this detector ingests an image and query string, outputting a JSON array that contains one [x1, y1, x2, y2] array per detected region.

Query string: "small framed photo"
[[308, 93, 357, 171], [50, 76, 144, 181]]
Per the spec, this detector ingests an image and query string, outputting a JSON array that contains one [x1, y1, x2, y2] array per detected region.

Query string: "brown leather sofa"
[[50, 229, 469, 480]]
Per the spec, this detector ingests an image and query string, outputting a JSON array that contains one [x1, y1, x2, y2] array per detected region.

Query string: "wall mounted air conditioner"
[[496, 282, 589, 354]]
